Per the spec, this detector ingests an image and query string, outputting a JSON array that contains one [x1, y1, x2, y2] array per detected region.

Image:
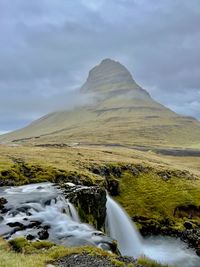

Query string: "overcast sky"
[[0, 0, 200, 134]]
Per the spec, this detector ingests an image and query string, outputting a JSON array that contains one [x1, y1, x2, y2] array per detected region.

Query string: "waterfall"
[[1, 183, 200, 267], [106, 196, 200, 267], [0, 183, 114, 250], [66, 200, 81, 223], [106, 195, 143, 257]]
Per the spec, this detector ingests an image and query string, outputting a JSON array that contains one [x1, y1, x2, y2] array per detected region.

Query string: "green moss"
[[115, 169, 200, 230], [1, 237, 173, 267], [9, 238, 55, 253], [9, 237, 29, 252], [111, 258, 127, 266], [138, 257, 172, 267], [0, 160, 102, 187]]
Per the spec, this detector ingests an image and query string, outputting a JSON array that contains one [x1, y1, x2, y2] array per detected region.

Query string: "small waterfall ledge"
[[0, 183, 115, 252]]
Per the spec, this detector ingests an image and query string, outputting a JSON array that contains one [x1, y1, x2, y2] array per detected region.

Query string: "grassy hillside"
[[0, 144, 200, 229], [0, 143, 200, 265], [1, 59, 200, 148], [1, 96, 200, 148]]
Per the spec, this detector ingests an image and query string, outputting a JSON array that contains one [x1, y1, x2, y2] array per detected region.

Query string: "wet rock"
[[184, 221, 194, 230], [181, 229, 200, 249], [61, 184, 107, 230], [7, 222, 25, 229], [38, 229, 49, 240], [26, 234, 35, 240], [106, 177, 119, 196], [27, 221, 42, 228], [0, 197, 7, 211]]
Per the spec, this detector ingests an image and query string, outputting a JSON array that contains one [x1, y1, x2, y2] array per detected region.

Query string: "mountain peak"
[[81, 58, 150, 98], [99, 58, 124, 67]]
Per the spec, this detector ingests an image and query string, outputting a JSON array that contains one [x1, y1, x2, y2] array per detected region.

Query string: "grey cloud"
[[0, 0, 200, 133]]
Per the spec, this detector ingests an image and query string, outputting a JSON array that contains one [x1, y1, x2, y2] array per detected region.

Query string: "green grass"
[[115, 169, 200, 229], [1, 89, 200, 149], [138, 257, 174, 267], [0, 144, 198, 266], [0, 238, 118, 267], [0, 238, 174, 267]]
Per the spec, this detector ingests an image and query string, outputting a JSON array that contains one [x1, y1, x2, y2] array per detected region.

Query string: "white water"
[[1, 183, 200, 267], [0, 183, 113, 249], [106, 195, 200, 267], [106, 195, 143, 257]]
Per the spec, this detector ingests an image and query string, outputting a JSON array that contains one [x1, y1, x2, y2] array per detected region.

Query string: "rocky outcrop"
[[89, 163, 147, 196], [0, 197, 7, 211], [181, 229, 200, 256], [61, 184, 107, 230], [174, 204, 200, 219], [81, 58, 150, 99], [0, 161, 95, 187]]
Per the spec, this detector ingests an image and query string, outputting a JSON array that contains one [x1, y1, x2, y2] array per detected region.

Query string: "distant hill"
[[1, 58, 200, 148]]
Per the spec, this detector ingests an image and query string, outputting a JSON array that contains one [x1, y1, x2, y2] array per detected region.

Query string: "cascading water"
[[106, 195, 200, 267], [0, 183, 113, 250], [1, 183, 200, 267], [106, 195, 143, 257]]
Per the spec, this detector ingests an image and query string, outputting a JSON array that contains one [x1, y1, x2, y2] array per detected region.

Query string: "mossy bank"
[[0, 237, 172, 267]]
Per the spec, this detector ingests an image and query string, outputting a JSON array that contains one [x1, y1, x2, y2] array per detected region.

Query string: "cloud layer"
[[0, 0, 200, 132]]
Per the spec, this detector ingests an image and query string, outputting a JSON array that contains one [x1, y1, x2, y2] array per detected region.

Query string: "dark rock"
[[7, 222, 25, 229], [184, 221, 194, 230], [28, 221, 42, 228], [38, 229, 49, 240], [54, 253, 138, 267], [0, 197, 7, 211], [62, 184, 107, 230], [157, 171, 171, 181], [90, 164, 122, 178], [106, 177, 119, 196], [181, 229, 200, 250], [174, 204, 200, 219], [26, 234, 35, 240], [125, 164, 140, 176]]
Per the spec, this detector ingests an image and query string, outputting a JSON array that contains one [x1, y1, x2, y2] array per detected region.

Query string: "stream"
[[0, 182, 200, 267]]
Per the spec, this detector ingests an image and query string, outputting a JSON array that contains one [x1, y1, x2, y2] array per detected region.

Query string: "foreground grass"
[[138, 257, 173, 267], [0, 238, 174, 267], [0, 238, 117, 267]]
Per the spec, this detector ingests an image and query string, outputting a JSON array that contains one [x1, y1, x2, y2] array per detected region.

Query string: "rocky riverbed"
[[52, 253, 139, 267]]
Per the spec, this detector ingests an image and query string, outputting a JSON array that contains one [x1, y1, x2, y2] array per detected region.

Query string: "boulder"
[[61, 184, 107, 230], [184, 221, 194, 230], [0, 197, 7, 211], [38, 229, 49, 240]]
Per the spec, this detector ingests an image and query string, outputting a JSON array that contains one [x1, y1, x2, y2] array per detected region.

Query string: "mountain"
[[1, 58, 200, 148]]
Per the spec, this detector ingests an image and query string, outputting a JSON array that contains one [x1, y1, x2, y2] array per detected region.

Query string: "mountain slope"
[[1, 58, 200, 148]]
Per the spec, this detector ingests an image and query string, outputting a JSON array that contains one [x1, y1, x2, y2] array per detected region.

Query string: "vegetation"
[[0, 144, 200, 266], [115, 168, 200, 230], [0, 144, 200, 230], [138, 257, 173, 267], [0, 237, 174, 267]]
